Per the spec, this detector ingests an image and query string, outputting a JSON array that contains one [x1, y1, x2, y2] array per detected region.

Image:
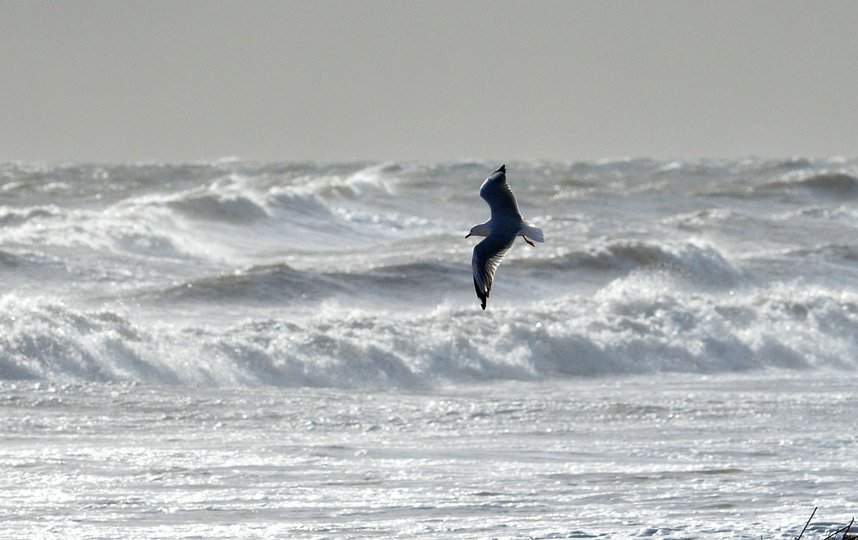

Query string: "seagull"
[[466, 164, 544, 310]]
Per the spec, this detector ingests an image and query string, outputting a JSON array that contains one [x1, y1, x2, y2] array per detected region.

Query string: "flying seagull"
[[466, 164, 544, 309]]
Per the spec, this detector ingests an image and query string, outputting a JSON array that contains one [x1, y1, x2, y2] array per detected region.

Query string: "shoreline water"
[[2, 370, 856, 539]]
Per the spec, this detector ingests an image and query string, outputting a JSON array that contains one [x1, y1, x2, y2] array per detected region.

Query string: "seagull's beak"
[[465, 233, 471, 238]]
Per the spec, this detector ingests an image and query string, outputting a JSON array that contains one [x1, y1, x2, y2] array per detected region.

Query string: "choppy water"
[[2, 374, 856, 539], [4, 158, 858, 385], [2, 159, 857, 537]]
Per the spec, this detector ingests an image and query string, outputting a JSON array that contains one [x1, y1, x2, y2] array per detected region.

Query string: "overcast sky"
[[2, 1, 857, 163]]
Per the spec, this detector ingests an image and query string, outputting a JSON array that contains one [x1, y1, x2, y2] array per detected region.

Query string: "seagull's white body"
[[466, 165, 544, 310]]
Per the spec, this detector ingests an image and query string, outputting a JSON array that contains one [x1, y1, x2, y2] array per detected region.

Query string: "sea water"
[[1, 159, 857, 538]]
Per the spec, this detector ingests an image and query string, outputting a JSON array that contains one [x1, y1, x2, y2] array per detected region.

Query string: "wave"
[[516, 241, 742, 290], [5, 158, 858, 389], [3, 279, 856, 387], [759, 172, 858, 198], [0, 189, 339, 265], [797, 172, 858, 195], [134, 240, 738, 307], [141, 261, 469, 305], [0, 250, 22, 268], [96, 237, 747, 317], [146, 264, 344, 304], [166, 192, 269, 224], [0, 205, 60, 226], [0, 205, 197, 262]]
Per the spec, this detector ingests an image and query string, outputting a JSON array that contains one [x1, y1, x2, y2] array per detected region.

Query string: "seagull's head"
[[465, 223, 491, 239]]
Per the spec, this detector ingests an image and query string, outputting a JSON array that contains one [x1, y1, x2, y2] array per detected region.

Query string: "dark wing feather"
[[472, 231, 515, 310], [479, 164, 522, 221]]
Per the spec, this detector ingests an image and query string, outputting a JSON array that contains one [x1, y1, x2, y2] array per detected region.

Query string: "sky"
[[2, 0, 858, 163]]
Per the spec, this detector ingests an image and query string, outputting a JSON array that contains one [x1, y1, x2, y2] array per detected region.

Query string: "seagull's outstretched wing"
[[479, 164, 523, 221], [472, 232, 515, 310]]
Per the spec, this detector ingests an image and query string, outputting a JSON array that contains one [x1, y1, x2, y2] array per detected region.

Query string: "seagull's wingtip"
[[496, 164, 506, 173], [474, 277, 488, 309]]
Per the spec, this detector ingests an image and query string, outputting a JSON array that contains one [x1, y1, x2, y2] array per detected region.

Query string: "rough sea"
[[1, 159, 857, 538]]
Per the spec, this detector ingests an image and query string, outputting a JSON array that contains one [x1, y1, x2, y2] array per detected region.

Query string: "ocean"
[[1, 158, 857, 538]]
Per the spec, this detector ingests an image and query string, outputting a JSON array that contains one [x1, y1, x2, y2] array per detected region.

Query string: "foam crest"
[[0, 296, 159, 381], [2, 203, 199, 262], [3, 280, 857, 387], [0, 205, 61, 225]]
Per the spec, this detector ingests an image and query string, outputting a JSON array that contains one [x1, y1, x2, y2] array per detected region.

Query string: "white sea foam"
[[2, 276, 856, 387], [3, 158, 858, 387]]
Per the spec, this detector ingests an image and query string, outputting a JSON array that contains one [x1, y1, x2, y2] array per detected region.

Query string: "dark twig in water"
[[797, 507, 818, 540], [822, 517, 856, 540]]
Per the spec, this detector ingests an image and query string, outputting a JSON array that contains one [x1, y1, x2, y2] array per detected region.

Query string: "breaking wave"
[[2, 278, 857, 387], [4, 157, 858, 387]]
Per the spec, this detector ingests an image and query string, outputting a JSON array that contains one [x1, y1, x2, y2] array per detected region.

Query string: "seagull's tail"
[[521, 223, 544, 243]]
